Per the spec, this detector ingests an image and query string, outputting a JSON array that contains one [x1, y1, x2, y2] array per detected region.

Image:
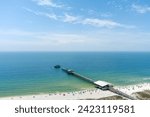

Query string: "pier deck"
[[61, 67, 136, 100]]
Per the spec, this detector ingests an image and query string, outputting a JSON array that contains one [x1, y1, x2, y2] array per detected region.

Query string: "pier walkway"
[[55, 66, 136, 100]]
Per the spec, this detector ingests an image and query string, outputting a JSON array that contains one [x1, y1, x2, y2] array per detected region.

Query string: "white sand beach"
[[0, 83, 150, 100], [116, 83, 150, 95]]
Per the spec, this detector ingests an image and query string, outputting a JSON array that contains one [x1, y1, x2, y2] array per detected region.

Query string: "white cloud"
[[132, 4, 150, 14], [1, 29, 150, 51], [24, 7, 58, 20], [52, 38, 84, 45], [63, 14, 79, 23], [82, 18, 122, 28], [24, 7, 39, 15], [24, 8, 134, 29], [0, 30, 86, 51], [0, 29, 35, 36], [0, 30, 85, 45], [63, 15, 134, 29], [43, 13, 58, 20], [33, 0, 63, 8], [36, 33, 85, 45]]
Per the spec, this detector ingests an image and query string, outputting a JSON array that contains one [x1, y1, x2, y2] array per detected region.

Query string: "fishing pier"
[[55, 65, 136, 100]]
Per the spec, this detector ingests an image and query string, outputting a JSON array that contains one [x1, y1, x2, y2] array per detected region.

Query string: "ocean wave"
[[143, 78, 150, 80]]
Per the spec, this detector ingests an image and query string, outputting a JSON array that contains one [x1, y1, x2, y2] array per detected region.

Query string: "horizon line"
[[1, 51, 150, 53]]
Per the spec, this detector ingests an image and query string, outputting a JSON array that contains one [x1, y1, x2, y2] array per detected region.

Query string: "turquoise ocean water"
[[0, 52, 150, 97]]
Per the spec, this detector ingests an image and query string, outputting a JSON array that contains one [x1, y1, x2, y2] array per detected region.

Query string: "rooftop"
[[94, 80, 112, 87]]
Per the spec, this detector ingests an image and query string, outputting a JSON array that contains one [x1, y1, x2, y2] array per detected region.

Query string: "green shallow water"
[[0, 52, 150, 97]]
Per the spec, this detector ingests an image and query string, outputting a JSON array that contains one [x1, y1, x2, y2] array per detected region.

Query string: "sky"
[[0, 0, 150, 51]]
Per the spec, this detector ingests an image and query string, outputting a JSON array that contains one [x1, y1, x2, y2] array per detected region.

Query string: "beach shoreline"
[[0, 83, 150, 100]]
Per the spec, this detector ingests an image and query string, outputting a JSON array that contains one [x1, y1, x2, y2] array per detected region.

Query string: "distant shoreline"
[[0, 83, 150, 100]]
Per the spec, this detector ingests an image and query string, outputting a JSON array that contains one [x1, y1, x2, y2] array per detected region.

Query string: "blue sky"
[[0, 0, 150, 51]]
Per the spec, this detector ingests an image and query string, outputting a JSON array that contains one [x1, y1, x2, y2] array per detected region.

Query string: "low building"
[[94, 80, 113, 90]]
